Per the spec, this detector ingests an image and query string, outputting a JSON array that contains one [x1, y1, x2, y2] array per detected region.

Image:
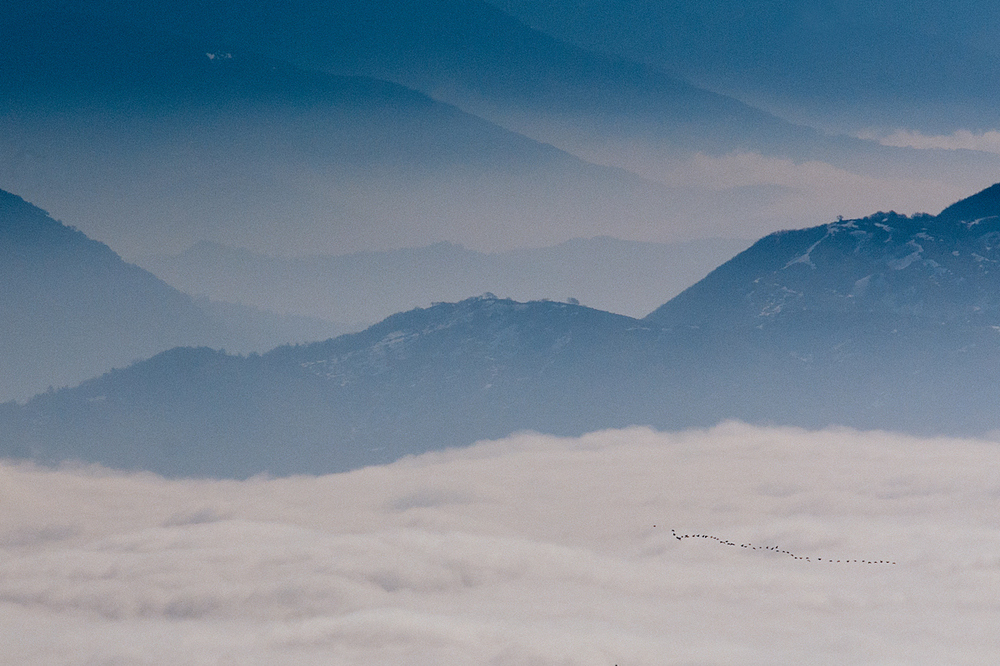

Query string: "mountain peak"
[[936, 182, 1000, 225], [645, 184, 1000, 330]]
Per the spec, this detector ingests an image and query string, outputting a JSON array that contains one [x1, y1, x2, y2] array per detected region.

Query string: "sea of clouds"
[[3, 422, 1000, 664]]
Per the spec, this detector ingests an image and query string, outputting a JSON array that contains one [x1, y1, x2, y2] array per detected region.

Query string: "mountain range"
[[0, 185, 743, 403], [5, 184, 1000, 478], [5, 0, 1000, 479], [4, 0, 995, 259], [0, 7, 688, 257], [491, 0, 1000, 135], [136, 237, 751, 324], [0, 190, 343, 402]]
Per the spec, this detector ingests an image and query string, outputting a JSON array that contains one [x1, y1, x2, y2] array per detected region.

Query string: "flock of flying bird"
[[669, 528, 897, 565]]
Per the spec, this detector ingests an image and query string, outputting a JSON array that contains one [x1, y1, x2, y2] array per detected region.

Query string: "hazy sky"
[[4, 423, 1000, 664], [490, 0, 1000, 135], [5, 0, 1000, 260]]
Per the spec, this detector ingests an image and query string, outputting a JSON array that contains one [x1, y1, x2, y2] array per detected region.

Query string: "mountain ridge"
[[0, 8, 688, 257], [0, 189, 222, 401], [7, 184, 1000, 477], [647, 185, 1000, 330], [0, 189, 343, 402], [487, 0, 1000, 134], [6, 0, 1000, 254], [4, 296, 663, 477], [135, 236, 752, 322]]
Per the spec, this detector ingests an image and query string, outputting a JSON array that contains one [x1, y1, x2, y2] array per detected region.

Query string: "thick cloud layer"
[[3, 423, 1000, 664]]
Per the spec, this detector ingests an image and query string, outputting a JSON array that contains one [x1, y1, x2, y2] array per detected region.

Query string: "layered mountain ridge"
[[5, 184, 1000, 477], [0, 189, 341, 402], [136, 237, 751, 323], [5, 0, 993, 259], [0, 8, 684, 257], [489, 0, 1000, 134], [0, 190, 220, 401]]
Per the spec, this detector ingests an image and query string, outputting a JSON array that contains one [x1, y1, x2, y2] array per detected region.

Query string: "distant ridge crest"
[[936, 182, 1000, 224]]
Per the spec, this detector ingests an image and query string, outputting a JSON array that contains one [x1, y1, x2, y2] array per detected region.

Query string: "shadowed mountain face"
[[6, 185, 1000, 478]]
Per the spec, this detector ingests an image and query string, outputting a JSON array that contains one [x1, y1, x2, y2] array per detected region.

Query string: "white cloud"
[[3, 423, 1000, 663], [519, 133, 979, 240], [862, 128, 1000, 154], [608, 149, 969, 228]]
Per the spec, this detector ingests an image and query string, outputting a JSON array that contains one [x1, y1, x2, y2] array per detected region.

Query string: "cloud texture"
[[3, 423, 1000, 664], [866, 128, 1000, 154]]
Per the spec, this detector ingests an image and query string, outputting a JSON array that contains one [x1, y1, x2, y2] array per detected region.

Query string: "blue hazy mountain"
[[6, 184, 1000, 478], [0, 189, 237, 401], [29, 0, 985, 160], [0, 190, 209, 401], [1, 298, 660, 478], [0, 8, 685, 257], [489, 0, 1000, 135], [0, 189, 347, 402], [13, 0, 997, 242], [136, 237, 751, 324], [641, 185, 1000, 432], [16, 0, 808, 152]]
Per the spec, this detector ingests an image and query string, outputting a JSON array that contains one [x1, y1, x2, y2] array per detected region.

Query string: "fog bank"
[[3, 423, 999, 664]]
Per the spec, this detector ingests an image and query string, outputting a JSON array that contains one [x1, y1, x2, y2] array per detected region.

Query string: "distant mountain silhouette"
[[0, 190, 221, 401], [0, 7, 692, 257], [136, 237, 751, 324], [0, 190, 343, 402], [11, 0, 995, 248], [6, 184, 1000, 477], [490, 0, 1000, 134]]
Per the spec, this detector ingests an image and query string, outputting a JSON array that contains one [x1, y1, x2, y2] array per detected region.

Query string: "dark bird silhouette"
[[672, 529, 896, 565]]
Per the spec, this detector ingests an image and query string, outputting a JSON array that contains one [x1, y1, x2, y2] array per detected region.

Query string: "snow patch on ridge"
[[888, 241, 923, 270], [784, 234, 828, 269]]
